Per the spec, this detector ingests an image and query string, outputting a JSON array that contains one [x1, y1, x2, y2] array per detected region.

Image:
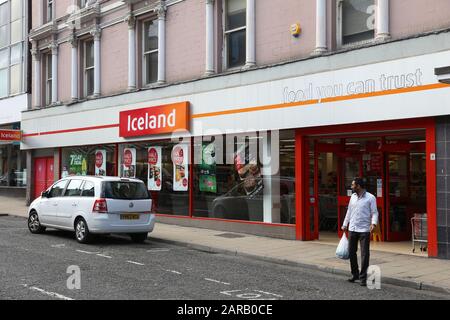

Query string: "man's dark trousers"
[[348, 231, 371, 281]]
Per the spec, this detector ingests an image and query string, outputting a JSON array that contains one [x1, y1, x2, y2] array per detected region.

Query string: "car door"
[[39, 180, 68, 226], [58, 179, 84, 228]]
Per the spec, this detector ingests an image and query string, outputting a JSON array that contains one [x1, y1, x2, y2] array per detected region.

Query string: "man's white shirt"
[[342, 191, 379, 233]]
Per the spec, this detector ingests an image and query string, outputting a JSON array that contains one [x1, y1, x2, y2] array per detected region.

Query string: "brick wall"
[[436, 116, 450, 259]]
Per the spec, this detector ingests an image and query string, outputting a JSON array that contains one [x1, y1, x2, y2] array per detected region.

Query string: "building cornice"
[[29, 21, 58, 42]]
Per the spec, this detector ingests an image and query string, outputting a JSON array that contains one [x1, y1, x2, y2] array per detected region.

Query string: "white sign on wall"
[[20, 49, 450, 151]]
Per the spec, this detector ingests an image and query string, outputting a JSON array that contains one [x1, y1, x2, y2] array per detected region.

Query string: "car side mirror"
[[41, 191, 49, 198]]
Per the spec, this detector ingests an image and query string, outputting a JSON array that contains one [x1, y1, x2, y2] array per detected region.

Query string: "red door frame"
[[295, 118, 438, 257], [295, 131, 306, 240]]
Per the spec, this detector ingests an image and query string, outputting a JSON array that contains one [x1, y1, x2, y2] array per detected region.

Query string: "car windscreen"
[[102, 181, 150, 200]]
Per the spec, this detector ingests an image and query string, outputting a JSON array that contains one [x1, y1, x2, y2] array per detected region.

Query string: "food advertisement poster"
[[69, 153, 87, 176], [123, 148, 136, 178], [199, 141, 217, 193], [234, 143, 263, 197], [172, 144, 189, 191], [95, 150, 106, 176], [148, 147, 162, 191]]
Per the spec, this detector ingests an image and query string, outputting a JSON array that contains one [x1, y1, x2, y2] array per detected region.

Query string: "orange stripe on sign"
[[22, 124, 119, 138], [192, 83, 450, 119], [21, 83, 450, 137]]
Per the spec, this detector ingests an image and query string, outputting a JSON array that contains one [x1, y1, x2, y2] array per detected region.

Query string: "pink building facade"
[[22, 0, 450, 258]]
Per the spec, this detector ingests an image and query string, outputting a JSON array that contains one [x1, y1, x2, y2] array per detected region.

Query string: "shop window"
[[119, 141, 190, 216], [0, 143, 27, 187], [61, 145, 117, 178], [224, 0, 246, 69], [337, 0, 375, 47], [193, 130, 296, 224]]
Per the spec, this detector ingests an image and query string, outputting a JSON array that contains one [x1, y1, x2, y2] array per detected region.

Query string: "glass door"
[[338, 154, 362, 238], [362, 152, 385, 241], [386, 154, 410, 241]]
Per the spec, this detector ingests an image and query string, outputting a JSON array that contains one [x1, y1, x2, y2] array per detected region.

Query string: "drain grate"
[[215, 233, 246, 239]]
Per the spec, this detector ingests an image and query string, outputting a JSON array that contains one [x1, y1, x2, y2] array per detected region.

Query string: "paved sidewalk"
[[3, 200, 450, 296], [0, 196, 28, 217]]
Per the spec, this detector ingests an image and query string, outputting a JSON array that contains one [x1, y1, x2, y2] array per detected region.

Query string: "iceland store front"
[[21, 45, 450, 258]]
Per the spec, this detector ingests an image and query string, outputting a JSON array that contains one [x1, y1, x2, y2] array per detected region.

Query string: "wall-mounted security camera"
[[435, 66, 450, 84]]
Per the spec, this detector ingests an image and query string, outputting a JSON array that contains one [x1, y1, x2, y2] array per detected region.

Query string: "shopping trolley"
[[411, 213, 427, 253]]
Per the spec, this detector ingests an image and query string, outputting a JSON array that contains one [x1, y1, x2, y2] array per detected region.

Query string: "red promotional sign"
[[0, 130, 22, 142], [148, 148, 158, 165], [95, 151, 104, 168], [123, 149, 133, 168], [119, 102, 190, 138]]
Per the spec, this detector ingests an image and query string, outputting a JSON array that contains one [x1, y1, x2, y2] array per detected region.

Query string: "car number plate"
[[120, 214, 140, 220]]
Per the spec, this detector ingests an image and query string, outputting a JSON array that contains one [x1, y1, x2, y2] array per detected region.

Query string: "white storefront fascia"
[[0, 94, 30, 125], [21, 49, 450, 150]]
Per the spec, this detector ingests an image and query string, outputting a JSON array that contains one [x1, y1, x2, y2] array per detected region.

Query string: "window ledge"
[[337, 38, 377, 51]]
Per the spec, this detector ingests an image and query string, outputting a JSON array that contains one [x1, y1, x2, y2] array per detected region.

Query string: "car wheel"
[[28, 211, 46, 234], [130, 233, 148, 243], [75, 218, 92, 244]]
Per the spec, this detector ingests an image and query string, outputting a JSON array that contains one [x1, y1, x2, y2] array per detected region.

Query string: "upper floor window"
[[224, 0, 246, 69], [44, 53, 52, 105], [338, 0, 375, 47], [84, 40, 94, 97], [0, 0, 24, 98], [46, 0, 53, 23], [142, 20, 158, 85]]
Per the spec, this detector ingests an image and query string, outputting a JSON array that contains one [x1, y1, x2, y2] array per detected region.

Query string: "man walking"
[[342, 177, 379, 287]]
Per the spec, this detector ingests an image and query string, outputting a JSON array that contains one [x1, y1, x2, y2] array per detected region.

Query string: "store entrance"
[[307, 133, 426, 243]]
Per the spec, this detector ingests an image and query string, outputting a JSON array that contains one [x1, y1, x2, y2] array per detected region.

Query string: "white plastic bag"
[[336, 233, 350, 260]]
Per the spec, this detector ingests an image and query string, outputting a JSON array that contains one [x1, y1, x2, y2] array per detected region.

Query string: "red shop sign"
[[0, 130, 22, 142], [120, 102, 190, 138]]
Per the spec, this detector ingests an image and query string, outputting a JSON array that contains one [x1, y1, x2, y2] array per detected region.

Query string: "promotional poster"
[[69, 153, 87, 176], [122, 148, 136, 178], [95, 150, 106, 176], [172, 144, 189, 192], [148, 147, 162, 191], [199, 141, 217, 193], [234, 143, 263, 197]]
